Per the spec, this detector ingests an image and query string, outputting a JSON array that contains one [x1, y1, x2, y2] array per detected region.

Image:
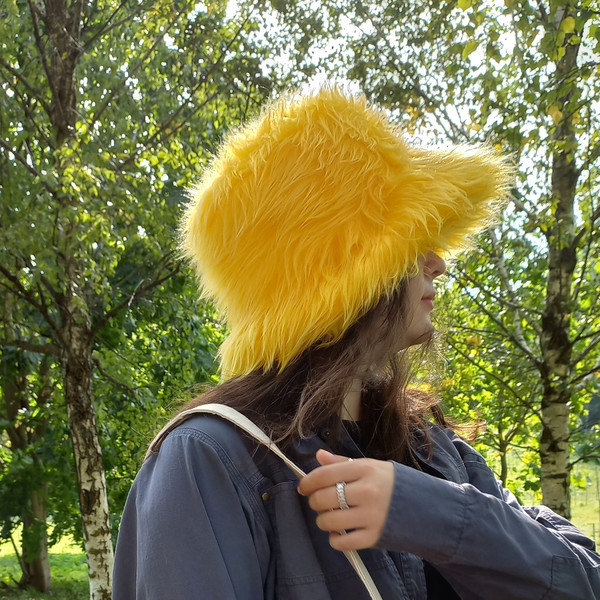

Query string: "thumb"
[[315, 449, 351, 466]]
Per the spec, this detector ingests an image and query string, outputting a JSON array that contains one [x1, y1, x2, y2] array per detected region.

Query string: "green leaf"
[[462, 39, 480, 59], [560, 16, 575, 33]]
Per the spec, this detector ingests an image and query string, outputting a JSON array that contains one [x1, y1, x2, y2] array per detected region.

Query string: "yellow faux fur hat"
[[182, 88, 512, 378]]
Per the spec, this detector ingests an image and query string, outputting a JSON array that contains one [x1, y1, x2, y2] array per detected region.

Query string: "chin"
[[406, 326, 435, 348]]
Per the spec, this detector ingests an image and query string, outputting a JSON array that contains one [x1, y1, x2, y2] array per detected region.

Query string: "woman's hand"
[[297, 449, 395, 551]]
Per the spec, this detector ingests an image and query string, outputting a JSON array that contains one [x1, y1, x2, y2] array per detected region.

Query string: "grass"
[[571, 462, 600, 545], [0, 536, 87, 599], [497, 458, 600, 545]]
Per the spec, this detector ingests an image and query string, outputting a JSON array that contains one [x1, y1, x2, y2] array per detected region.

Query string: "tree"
[[0, 291, 56, 591], [0, 0, 272, 596]]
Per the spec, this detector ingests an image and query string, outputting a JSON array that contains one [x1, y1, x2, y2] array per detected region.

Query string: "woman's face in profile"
[[362, 252, 447, 373], [400, 252, 446, 349]]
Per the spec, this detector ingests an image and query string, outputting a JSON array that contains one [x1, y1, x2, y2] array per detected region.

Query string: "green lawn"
[[506, 462, 600, 545], [571, 463, 600, 545], [0, 536, 87, 599]]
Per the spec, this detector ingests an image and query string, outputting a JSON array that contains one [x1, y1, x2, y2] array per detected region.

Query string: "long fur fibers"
[[181, 89, 513, 378]]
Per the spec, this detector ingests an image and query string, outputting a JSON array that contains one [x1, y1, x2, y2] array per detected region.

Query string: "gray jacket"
[[113, 414, 600, 599]]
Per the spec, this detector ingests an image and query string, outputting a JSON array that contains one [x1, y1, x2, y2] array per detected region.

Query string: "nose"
[[423, 252, 446, 278]]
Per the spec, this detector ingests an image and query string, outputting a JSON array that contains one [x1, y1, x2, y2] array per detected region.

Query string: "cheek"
[[405, 278, 424, 314], [390, 278, 427, 351]]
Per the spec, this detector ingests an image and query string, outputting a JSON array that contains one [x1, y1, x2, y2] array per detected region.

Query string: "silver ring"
[[336, 481, 349, 510]]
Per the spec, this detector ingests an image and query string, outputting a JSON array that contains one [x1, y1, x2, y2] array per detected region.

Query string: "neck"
[[342, 378, 363, 421]]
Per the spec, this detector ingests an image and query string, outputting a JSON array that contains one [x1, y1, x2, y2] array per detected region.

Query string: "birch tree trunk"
[[42, 1, 115, 595], [538, 5, 580, 518], [61, 299, 113, 599]]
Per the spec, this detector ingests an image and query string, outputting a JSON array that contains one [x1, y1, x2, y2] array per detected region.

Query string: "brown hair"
[[167, 280, 448, 466]]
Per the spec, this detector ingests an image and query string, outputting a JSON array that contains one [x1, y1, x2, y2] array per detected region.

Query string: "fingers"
[[298, 453, 359, 497], [315, 505, 362, 531], [297, 452, 395, 552], [306, 479, 354, 512], [315, 508, 384, 551], [315, 449, 350, 466], [328, 529, 379, 552]]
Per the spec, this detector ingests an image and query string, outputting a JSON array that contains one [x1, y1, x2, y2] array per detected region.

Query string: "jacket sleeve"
[[377, 460, 600, 600], [113, 427, 270, 600]]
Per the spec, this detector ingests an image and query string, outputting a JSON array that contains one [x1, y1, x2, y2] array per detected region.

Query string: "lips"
[[421, 292, 435, 309]]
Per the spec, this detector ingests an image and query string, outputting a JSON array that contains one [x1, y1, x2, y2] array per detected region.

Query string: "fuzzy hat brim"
[[182, 89, 512, 378]]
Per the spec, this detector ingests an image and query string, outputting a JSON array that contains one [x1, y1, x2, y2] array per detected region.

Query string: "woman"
[[113, 89, 599, 599]]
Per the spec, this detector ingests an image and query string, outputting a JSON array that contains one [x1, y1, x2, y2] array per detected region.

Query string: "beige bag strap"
[[147, 403, 383, 600]]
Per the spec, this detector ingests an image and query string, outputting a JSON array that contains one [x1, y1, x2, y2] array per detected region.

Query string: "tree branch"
[[570, 351, 600, 389], [0, 339, 60, 355], [372, 13, 470, 141], [19, 94, 55, 150], [0, 60, 55, 148], [453, 259, 543, 319], [115, 12, 253, 172], [452, 276, 542, 367], [126, 91, 219, 167], [505, 403, 537, 444], [488, 226, 543, 339], [510, 189, 541, 229], [18, 254, 63, 306], [0, 57, 53, 118], [570, 453, 600, 468], [573, 203, 600, 249], [68, 0, 85, 42], [571, 330, 600, 365], [571, 226, 594, 306], [445, 336, 533, 405], [446, 322, 510, 343], [536, 0, 548, 22], [82, 0, 150, 52], [89, 253, 181, 338], [89, 0, 194, 129], [0, 264, 62, 340], [92, 355, 138, 393], [0, 138, 57, 195], [27, 0, 57, 109]]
